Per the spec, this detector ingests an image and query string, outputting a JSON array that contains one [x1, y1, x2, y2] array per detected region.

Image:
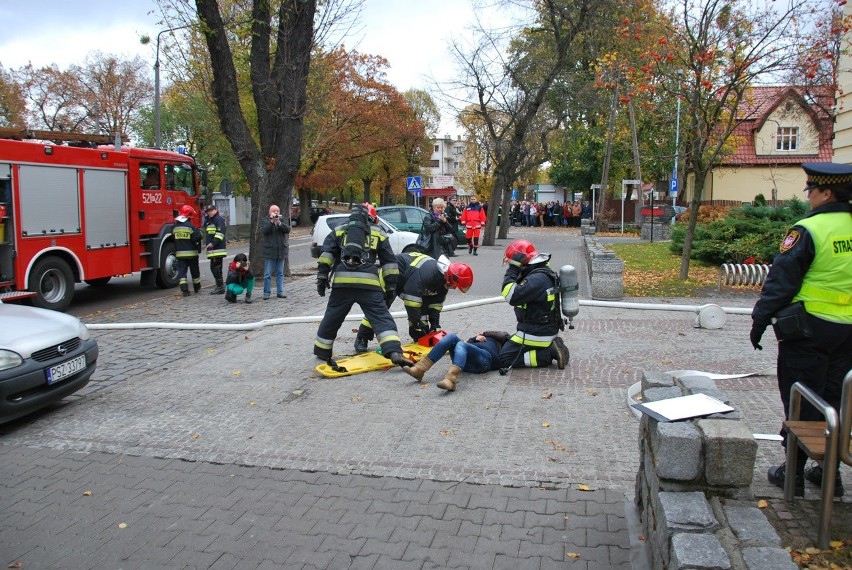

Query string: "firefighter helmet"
[[445, 262, 473, 293], [362, 202, 377, 222], [179, 205, 195, 218], [504, 239, 537, 265]]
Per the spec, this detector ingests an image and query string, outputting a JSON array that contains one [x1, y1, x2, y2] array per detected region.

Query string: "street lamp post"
[[151, 25, 190, 149], [672, 70, 683, 208]]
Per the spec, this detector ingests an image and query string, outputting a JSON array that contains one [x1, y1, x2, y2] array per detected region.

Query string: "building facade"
[[421, 135, 468, 197], [685, 86, 833, 203]]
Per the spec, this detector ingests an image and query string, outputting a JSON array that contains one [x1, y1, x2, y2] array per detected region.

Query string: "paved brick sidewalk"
[[0, 228, 848, 568], [0, 445, 629, 569]]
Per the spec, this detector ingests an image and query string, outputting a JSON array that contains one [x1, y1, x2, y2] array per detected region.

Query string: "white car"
[[0, 301, 98, 424], [310, 214, 420, 258]]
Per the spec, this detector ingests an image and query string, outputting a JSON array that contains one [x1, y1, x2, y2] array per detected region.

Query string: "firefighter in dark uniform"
[[752, 162, 852, 496], [204, 203, 228, 295], [498, 239, 570, 370], [314, 203, 414, 368], [172, 205, 203, 297], [354, 252, 474, 353]]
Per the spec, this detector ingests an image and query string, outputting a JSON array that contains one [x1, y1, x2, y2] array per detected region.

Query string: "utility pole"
[[597, 77, 619, 232]]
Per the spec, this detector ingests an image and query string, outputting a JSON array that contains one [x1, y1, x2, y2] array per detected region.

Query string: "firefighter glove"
[[317, 276, 328, 297], [749, 323, 765, 351], [508, 252, 528, 267], [384, 287, 396, 306]]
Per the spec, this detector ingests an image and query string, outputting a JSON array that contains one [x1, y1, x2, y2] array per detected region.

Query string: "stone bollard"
[[590, 251, 624, 300]]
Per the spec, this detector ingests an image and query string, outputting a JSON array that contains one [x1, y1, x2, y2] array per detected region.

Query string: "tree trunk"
[[597, 82, 619, 232], [679, 169, 705, 279]]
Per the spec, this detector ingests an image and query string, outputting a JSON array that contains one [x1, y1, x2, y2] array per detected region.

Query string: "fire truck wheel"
[[155, 242, 179, 289], [29, 257, 74, 311], [84, 277, 111, 287]]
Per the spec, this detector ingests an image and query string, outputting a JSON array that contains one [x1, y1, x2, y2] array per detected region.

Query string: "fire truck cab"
[[0, 129, 207, 311]]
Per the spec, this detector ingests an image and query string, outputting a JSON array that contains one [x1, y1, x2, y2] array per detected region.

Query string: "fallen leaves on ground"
[[439, 429, 456, 436], [544, 439, 565, 451], [542, 392, 554, 399], [756, 499, 768, 508], [541, 423, 551, 428], [577, 484, 593, 491], [8, 562, 23, 568], [191, 433, 200, 440], [787, 539, 852, 569], [351, 395, 363, 402], [566, 552, 581, 559], [82, 491, 92, 497]]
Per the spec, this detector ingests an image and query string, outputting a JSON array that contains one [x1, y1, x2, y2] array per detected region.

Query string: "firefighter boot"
[[437, 365, 462, 391], [181, 289, 191, 298], [387, 352, 414, 367], [551, 337, 570, 370], [245, 292, 253, 304], [354, 335, 370, 354], [210, 278, 225, 295], [403, 357, 433, 382]]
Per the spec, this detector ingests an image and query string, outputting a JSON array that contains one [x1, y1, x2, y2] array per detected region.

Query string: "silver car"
[[0, 302, 98, 424]]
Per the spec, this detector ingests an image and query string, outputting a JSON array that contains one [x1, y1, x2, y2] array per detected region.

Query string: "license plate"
[[45, 354, 86, 385]]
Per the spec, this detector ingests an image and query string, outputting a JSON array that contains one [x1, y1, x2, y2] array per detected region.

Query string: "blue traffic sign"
[[670, 178, 679, 194], [406, 176, 422, 191]]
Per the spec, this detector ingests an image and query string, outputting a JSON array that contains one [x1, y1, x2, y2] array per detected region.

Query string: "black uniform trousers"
[[178, 257, 201, 293], [315, 288, 403, 360], [498, 337, 556, 369], [209, 257, 224, 283], [777, 314, 852, 444]]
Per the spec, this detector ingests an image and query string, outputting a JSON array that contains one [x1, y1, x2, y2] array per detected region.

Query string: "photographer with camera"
[[261, 204, 291, 300], [225, 253, 255, 303]]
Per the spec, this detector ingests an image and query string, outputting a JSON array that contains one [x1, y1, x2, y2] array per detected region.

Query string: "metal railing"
[[717, 263, 771, 290]]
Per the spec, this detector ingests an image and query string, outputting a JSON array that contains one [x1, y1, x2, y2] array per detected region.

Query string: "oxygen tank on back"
[[558, 264, 579, 329]]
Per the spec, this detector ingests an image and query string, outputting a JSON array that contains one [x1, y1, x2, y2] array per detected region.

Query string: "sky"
[[0, 0, 485, 137]]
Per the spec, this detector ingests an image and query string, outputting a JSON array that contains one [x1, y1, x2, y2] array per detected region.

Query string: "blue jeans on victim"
[[426, 333, 492, 374], [263, 258, 285, 296]]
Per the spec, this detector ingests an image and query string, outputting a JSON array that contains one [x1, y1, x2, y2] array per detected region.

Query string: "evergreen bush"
[[669, 197, 808, 264]]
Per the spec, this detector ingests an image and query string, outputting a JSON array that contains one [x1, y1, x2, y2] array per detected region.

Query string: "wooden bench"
[[782, 369, 852, 549]]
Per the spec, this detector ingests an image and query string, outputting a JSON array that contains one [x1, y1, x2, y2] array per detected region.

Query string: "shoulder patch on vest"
[[780, 229, 800, 253]]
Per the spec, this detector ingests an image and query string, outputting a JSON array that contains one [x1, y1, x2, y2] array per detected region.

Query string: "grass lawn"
[[607, 241, 723, 297]]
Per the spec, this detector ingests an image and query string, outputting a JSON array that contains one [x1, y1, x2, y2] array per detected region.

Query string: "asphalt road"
[[66, 226, 316, 318]]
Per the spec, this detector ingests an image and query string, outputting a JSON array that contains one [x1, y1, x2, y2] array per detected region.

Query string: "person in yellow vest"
[[751, 162, 852, 497]]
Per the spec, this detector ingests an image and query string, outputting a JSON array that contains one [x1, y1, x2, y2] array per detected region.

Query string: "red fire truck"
[[0, 129, 207, 311]]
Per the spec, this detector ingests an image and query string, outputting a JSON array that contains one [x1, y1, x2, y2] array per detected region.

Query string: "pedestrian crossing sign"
[[406, 176, 422, 191]]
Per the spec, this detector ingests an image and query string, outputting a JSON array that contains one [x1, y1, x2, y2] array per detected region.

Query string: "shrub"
[[669, 197, 807, 264]]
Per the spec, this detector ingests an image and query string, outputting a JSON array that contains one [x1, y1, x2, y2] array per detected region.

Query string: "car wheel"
[[29, 256, 75, 311], [155, 241, 179, 289]]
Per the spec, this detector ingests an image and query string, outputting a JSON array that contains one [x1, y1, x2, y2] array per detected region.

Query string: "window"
[[429, 160, 439, 168], [454, 146, 463, 155], [140, 164, 160, 189], [776, 127, 799, 151], [165, 163, 195, 195], [434, 145, 440, 153]]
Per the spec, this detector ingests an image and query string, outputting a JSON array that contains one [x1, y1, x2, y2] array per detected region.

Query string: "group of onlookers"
[[510, 200, 591, 228]]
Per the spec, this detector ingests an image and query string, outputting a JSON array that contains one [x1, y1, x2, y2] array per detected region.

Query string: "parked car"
[[376, 205, 467, 246], [291, 202, 333, 225], [0, 301, 99, 424], [310, 214, 420, 258]]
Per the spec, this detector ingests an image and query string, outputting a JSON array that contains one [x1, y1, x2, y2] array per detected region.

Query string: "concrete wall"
[[835, 4, 852, 164]]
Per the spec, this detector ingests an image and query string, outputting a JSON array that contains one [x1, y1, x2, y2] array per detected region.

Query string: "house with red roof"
[[686, 86, 833, 203]]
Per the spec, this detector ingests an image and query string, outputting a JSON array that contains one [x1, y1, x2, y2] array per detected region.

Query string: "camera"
[[272, 214, 280, 219]]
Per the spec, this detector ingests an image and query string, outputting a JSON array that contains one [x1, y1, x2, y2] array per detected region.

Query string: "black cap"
[[802, 162, 852, 189], [205, 204, 218, 211]]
